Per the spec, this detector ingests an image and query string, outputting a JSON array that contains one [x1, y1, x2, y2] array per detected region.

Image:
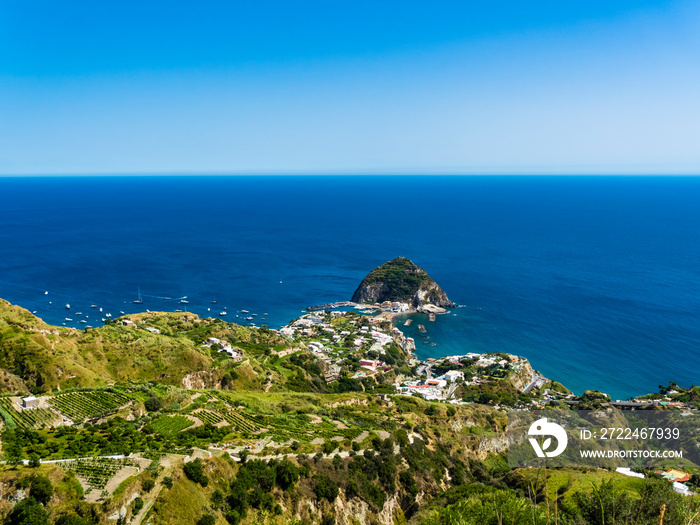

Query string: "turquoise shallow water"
[[1, 175, 699, 400]]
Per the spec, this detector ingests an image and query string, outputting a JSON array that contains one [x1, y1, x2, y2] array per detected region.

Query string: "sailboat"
[[133, 287, 144, 304]]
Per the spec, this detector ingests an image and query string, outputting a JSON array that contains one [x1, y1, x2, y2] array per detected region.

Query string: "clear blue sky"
[[1, 1, 699, 174]]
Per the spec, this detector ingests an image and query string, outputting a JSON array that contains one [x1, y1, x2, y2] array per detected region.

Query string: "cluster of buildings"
[[274, 311, 407, 383], [397, 369, 465, 401], [396, 352, 528, 401], [201, 337, 242, 360], [655, 469, 694, 495], [118, 318, 160, 334], [379, 301, 411, 313]]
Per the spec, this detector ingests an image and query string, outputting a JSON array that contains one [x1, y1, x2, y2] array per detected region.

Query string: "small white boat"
[[219, 311, 227, 316], [120, 311, 125, 314], [207, 308, 210, 311], [101, 318, 106, 322], [245, 316, 253, 321], [32, 310, 37, 314], [65, 318, 73, 321], [76, 312, 82, 315], [279, 281, 283, 284], [252, 313, 257, 317], [90, 305, 97, 308], [241, 310, 249, 313], [44, 291, 48, 295], [49, 301, 52, 304], [80, 320, 87, 324], [65, 304, 70, 309], [99, 307, 103, 312], [105, 313, 112, 318]]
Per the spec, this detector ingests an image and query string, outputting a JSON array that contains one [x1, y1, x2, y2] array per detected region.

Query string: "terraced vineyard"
[[217, 408, 260, 432], [63, 457, 136, 492], [0, 398, 59, 429], [150, 415, 194, 436], [193, 409, 225, 425], [48, 391, 132, 421]]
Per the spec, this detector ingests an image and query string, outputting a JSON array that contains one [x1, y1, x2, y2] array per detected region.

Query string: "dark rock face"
[[351, 257, 455, 307]]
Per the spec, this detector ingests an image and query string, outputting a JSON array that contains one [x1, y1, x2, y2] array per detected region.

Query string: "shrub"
[[55, 515, 90, 525], [142, 479, 155, 492], [197, 515, 216, 525], [30, 476, 53, 505]]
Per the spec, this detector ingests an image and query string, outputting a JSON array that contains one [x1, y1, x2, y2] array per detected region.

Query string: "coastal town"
[[272, 301, 546, 406], [272, 301, 696, 414]]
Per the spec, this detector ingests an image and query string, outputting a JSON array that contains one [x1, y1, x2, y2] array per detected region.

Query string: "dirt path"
[[130, 455, 179, 525]]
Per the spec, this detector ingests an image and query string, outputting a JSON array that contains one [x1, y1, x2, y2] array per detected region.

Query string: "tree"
[[142, 479, 155, 492], [183, 458, 208, 486], [313, 474, 339, 502], [5, 439, 24, 466], [276, 460, 299, 490], [4, 498, 50, 525], [29, 476, 53, 505], [322, 441, 335, 454], [144, 396, 161, 412], [27, 453, 41, 468]]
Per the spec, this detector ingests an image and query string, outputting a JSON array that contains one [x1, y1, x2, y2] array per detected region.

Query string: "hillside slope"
[[0, 299, 287, 393]]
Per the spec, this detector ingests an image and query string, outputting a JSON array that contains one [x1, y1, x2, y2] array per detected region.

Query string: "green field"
[[150, 415, 195, 436]]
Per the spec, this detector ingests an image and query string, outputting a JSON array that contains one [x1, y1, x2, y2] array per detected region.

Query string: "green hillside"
[[0, 299, 288, 393], [0, 297, 698, 525]]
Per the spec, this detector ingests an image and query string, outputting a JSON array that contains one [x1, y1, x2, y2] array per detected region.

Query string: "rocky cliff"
[[351, 257, 455, 308]]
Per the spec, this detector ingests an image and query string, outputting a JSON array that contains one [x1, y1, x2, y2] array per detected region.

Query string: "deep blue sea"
[[1, 176, 699, 400]]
